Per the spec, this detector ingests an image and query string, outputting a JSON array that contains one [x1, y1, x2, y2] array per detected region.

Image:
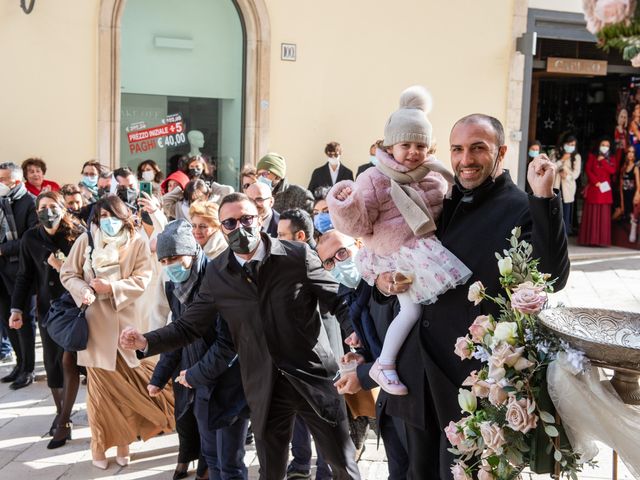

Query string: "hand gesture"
[[175, 369, 192, 389], [334, 371, 362, 395], [81, 287, 96, 305], [344, 332, 362, 349], [147, 385, 161, 397], [375, 271, 412, 296], [527, 154, 555, 198], [47, 253, 63, 272], [341, 352, 365, 365], [137, 192, 159, 214], [8, 311, 23, 330], [119, 326, 148, 351], [90, 278, 111, 295], [334, 186, 353, 201]]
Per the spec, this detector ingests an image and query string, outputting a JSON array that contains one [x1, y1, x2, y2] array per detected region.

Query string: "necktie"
[[243, 260, 259, 284]]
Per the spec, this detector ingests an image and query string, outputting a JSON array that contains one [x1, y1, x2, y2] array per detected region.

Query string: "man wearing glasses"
[[246, 182, 279, 238], [120, 193, 361, 480]]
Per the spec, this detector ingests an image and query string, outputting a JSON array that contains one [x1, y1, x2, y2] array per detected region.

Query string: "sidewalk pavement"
[[0, 242, 639, 479]]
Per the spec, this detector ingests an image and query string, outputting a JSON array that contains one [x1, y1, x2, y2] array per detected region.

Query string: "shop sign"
[[546, 57, 608, 76], [126, 113, 187, 154]]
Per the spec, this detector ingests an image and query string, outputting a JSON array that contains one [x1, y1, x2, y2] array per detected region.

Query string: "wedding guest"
[[137, 159, 164, 195], [184, 156, 216, 185], [78, 161, 105, 204], [9, 191, 85, 448], [579, 138, 617, 246], [552, 135, 582, 235], [256, 153, 315, 214], [356, 142, 382, 178], [60, 195, 174, 469], [308, 142, 354, 193], [241, 165, 257, 193], [189, 201, 227, 259], [22, 158, 60, 196], [618, 146, 640, 242]]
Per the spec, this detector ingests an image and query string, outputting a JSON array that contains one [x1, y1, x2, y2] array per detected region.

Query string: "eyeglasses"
[[191, 223, 213, 231], [220, 214, 258, 231], [321, 244, 354, 271], [258, 171, 271, 178], [252, 196, 272, 204]]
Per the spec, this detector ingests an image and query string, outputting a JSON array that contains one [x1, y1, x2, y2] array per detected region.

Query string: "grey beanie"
[[156, 219, 199, 261], [383, 85, 433, 147]]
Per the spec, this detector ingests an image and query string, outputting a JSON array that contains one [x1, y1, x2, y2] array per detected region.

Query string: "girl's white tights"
[[377, 292, 421, 381]]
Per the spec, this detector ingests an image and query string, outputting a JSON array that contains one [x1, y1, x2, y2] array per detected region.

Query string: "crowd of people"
[[0, 85, 570, 480]]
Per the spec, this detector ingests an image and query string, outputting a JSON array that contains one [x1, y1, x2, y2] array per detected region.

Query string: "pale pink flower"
[[489, 342, 512, 369], [488, 383, 509, 406], [451, 462, 472, 480], [505, 396, 539, 434], [633, 54, 640, 68], [478, 467, 495, 480], [467, 281, 485, 305], [445, 420, 465, 448], [594, 0, 630, 25], [480, 422, 506, 453], [454, 335, 473, 360], [469, 315, 494, 342], [511, 285, 546, 315], [513, 281, 545, 293], [462, 371, 492, 397]]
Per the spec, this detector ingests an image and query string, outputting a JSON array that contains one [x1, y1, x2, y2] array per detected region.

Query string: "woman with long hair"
[[619, 146, 640, 242], [552, 134, 582, 235], [60, 195, 174, 469], [9, 191, 85, 447]]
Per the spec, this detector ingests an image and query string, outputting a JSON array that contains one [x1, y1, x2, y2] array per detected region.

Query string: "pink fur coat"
[[327, 151, 448, 257]]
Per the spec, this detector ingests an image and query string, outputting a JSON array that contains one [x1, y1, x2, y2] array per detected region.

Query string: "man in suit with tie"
[[308, 142, 354, 193]]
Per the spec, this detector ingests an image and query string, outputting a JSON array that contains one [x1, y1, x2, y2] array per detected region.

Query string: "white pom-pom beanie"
[[383, 85, 433, 147]]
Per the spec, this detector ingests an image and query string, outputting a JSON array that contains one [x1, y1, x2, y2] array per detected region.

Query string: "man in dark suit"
[[120, 193, 360, 480], [308, 142, 354, 193], [371, 114, 570, 479], [246, 182, 280, 238], [355, 142, 380, 178]]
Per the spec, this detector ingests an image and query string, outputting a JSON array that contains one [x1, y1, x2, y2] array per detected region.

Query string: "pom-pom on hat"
[[383, 85, 433, 147]]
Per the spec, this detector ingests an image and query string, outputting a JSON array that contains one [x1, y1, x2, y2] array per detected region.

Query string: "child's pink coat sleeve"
[[327, 174, 379, 238]]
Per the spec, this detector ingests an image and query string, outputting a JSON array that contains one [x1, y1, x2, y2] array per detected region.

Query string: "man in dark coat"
[[120, 193, 360, 480], [256, 153, 315, 215], [246, 182, 280, 238], [372, 114, 570, 479], [308, 142, 354, 193], [0, 162, 37, 390]]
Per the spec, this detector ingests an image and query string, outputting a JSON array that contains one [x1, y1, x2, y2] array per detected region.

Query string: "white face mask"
[[0, 183, 11, 197], [141, 171, 155, 182], [599, 146, 610, 155], [328, 156, 340, 166], [563, 144, 576, 154]]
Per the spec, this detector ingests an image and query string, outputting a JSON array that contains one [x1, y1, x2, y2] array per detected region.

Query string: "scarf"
[[173, 247, 205, 305], [375, 152, 454, 236], [0, 182, 28, 245], [90, 227, 130, 271]]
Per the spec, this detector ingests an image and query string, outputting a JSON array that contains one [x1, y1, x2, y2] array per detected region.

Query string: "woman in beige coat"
[[60, 195, 174, 470], [552, 135, 582, 234]]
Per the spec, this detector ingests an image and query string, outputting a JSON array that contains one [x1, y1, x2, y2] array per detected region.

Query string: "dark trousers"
[[562, 201, 573, 235], [176, 403, 202, 464], [38, 318, 64, 389], [194, 397, 248, 479], [0, 270, 35, 375], [0, 321, 11, 356], [379, 414, 409, 480], [290, 416, 331, 478], [255, 377, 360, 480]]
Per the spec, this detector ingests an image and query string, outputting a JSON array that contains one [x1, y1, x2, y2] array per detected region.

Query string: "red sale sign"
[[126, 114, 187, 154]]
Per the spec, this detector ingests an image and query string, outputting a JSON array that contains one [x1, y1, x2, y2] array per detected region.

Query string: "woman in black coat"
[[9, 191, 85, 448]]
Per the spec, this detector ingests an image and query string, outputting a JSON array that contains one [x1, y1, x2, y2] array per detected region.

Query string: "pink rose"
[[488, 383, 508, 406], [504, 346, 535, 371], [462, 370, 491, 398], [454, 335, 473, 360], [469, 315, 494, 342], [595, 0, 630, 25], [480, 422, 506, 453], [505, 396, 538, 434], [478, 467, 495, 480], [451, 462, 472, 480], [511, 285, 546, 315], [489, 343, 511, 369], [467, 281, 485, 305], [633, 54, 640, 68], [445, 420, 465, 448]]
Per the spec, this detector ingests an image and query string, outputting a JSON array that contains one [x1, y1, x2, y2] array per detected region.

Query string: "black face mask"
[[141, 210, 153, 226], [224, 226, 261, 254], [37, 208, 63, 229], [188, 167, 203, 178], [97, 187, 109, 199], [117, 187, 138, 211]]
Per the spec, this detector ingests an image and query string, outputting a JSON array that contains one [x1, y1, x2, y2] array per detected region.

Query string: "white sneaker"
[[630, 220, 637, 243]]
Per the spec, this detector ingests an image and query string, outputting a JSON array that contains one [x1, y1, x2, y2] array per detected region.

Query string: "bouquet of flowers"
[[447, 228, 592, 480]]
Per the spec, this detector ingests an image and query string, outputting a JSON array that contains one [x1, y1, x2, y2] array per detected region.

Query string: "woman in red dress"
[[578, 138, 617, 246]]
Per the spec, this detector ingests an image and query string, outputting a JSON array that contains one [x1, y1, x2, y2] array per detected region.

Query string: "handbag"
[[344, 387, 380, 418], [43, 231, 94, 352]]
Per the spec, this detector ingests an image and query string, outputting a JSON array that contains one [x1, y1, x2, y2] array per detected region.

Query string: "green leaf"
[[554, 449, 563, 462], [539, 410, 555, 424], [527, 400, 536, 414], [544, 425, 559, 437]]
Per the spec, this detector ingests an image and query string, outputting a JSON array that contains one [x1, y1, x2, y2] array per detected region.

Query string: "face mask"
[[100, 217, 124, 237], [328, 156, 340, 166], [0, 183, 11, 198], [563, 145, 576, 154], [37, 208, 63, 229], [369, 155, 378, 165], [258, 176, 272, 189], [528, 150, 538, 158], [141, 210, 153, 226], [165, 262, 191, 283], [224, 226, 261, 254], [117, 187, 138, 210], [97, 187, 109, 199], [188, 167, 203, 177], [313, 212, 333, 234], [82, 175, 98, 187], [330, 257, 361, 289], [141, 171, 155, 182], [599, 146, 610, 155]]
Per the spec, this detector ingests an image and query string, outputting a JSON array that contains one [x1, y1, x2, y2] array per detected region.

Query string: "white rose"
[[467, 281, 485, 306], [493, 322, 518, 346], [497, 257, 512, 276], [458, 388, 477, 414]]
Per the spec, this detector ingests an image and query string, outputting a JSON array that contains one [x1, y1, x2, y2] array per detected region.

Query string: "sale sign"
[[126, 113, 188, 154]]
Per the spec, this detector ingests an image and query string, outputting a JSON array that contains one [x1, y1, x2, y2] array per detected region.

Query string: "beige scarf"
[[375, 156, 454, 236]]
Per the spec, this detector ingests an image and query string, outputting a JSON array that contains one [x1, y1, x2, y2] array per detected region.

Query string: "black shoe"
[[47, 423, 72, 449], [10, 371, 34, 390], [286, 464, 311, 479], [1, 366, 20, 383]]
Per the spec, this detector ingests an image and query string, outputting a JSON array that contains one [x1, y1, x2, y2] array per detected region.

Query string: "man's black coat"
[[143, 234, 345, 437], [308, 163, 354, 193]]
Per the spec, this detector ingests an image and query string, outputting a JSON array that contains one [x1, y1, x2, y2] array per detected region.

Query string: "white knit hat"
[[383, 85, 433, 147]]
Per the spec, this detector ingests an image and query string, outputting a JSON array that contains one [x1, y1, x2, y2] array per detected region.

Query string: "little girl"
[[327, 86, 471, 395]]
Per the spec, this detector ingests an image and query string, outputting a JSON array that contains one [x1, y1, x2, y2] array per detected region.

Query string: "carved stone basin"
[[538, 307, 640, 404]]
